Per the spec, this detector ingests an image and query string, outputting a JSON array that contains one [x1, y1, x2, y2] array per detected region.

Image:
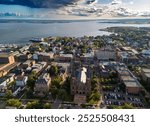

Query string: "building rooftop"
[[36, 78, 48, 85], [59, 54, 73, 58], [117, 66, 141, 88], [121, 76, 135, 82], [38, 52, 54, 57], [145, 73, 150, 78], [124, 81, 141, 88], [16, 76, 26, 81], [80, 67, 87, 84], [142, 68, 150, 73], [142, 50, 150, 55], [0, 53, 12, 58], [0, 74, 15, 84], [82, 52, 94, 58], [36, 73, 50, 85]]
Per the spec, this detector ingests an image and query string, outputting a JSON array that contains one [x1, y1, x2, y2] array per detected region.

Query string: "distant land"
[[0, 18, 150, 24]]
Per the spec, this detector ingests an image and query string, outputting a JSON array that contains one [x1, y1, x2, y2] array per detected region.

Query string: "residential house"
[[0, 74, 15, 96], [56, 54, 73, 62], [141, 68, 150, 84], [34, 73, 51, 97], [16, 76, 28, 87]]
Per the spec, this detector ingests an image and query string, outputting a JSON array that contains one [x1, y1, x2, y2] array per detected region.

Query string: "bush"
[[43, 103, 51, 109], [26, 100, 42, 109], [6, 99, 21, 108]]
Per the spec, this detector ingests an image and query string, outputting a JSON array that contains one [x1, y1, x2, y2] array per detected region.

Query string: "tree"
[[58, 89, 68, 101], [108, 103, 134, 109], [6, 99, 21, 108], [51, 76, 62, 89], [88, 92, 100, 104], [43, 103, 51, 109], [5, 90, 13, 98], [26, 100, 41, 109], [49, 65, 58, 76], [27, 71, 37, 90], [63, 77, 71, 94], [26, 88, 33, 99], [91, 76, 98, 90], [122, 103, 134, 109], [50, 86, 59, 99]]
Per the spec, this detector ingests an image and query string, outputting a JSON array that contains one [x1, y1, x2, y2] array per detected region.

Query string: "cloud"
[[111, 0, 122, 5], [0, 0, 150, 18], [0, 0, 82, 8]]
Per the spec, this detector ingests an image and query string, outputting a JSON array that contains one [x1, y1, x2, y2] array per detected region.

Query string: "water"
[[0, 4, 150, 44], [0, 20, 150, 44]]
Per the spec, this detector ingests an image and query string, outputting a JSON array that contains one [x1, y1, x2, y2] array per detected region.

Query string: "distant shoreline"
[[0, 19, 150, 44], [0, 18, 150, 24]]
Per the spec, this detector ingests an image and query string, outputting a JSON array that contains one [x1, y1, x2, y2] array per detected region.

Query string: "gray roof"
[[124, 81, 141, 88], [142, 68, 150, 73]]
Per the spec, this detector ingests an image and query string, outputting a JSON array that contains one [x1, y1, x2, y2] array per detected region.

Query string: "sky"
[[0, 0, 150, 11], [96, 0, 150, 11], [122, 0, 150, 11], [0, 0, 150, 18]]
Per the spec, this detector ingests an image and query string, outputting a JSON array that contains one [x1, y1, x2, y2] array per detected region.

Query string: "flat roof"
[[0, 53, 12, 58], [0, 64, 7, 68], [142, 68, 150, 73], [121, 76, 135, 82], [0, 74, 15, 84], [124, 81, 141, 88], [145, 73, 150, 78], [59, 54, 73, 58]]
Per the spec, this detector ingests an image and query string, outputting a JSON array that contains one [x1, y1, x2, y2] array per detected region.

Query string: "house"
[[21, 60, 35, 69], [0, 74, 15, 96], [80, 52, 94, 63], [56, 54, 73, 62], [34, 73, 51, 97], [15, 51, 32, 62], [32, 62, 47, 74], [141, 50, 150, 58], [33, 52, 54, 62], [16, 76, 28, 87], [141, 68, 150, 84], [118, 51, 139, 64]]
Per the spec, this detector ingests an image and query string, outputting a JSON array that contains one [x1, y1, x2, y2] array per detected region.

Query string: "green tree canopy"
[[49, 65, 58, 76]]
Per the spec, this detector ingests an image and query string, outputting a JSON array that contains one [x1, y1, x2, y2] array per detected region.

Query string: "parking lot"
[[103, 92, 144, 108]]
